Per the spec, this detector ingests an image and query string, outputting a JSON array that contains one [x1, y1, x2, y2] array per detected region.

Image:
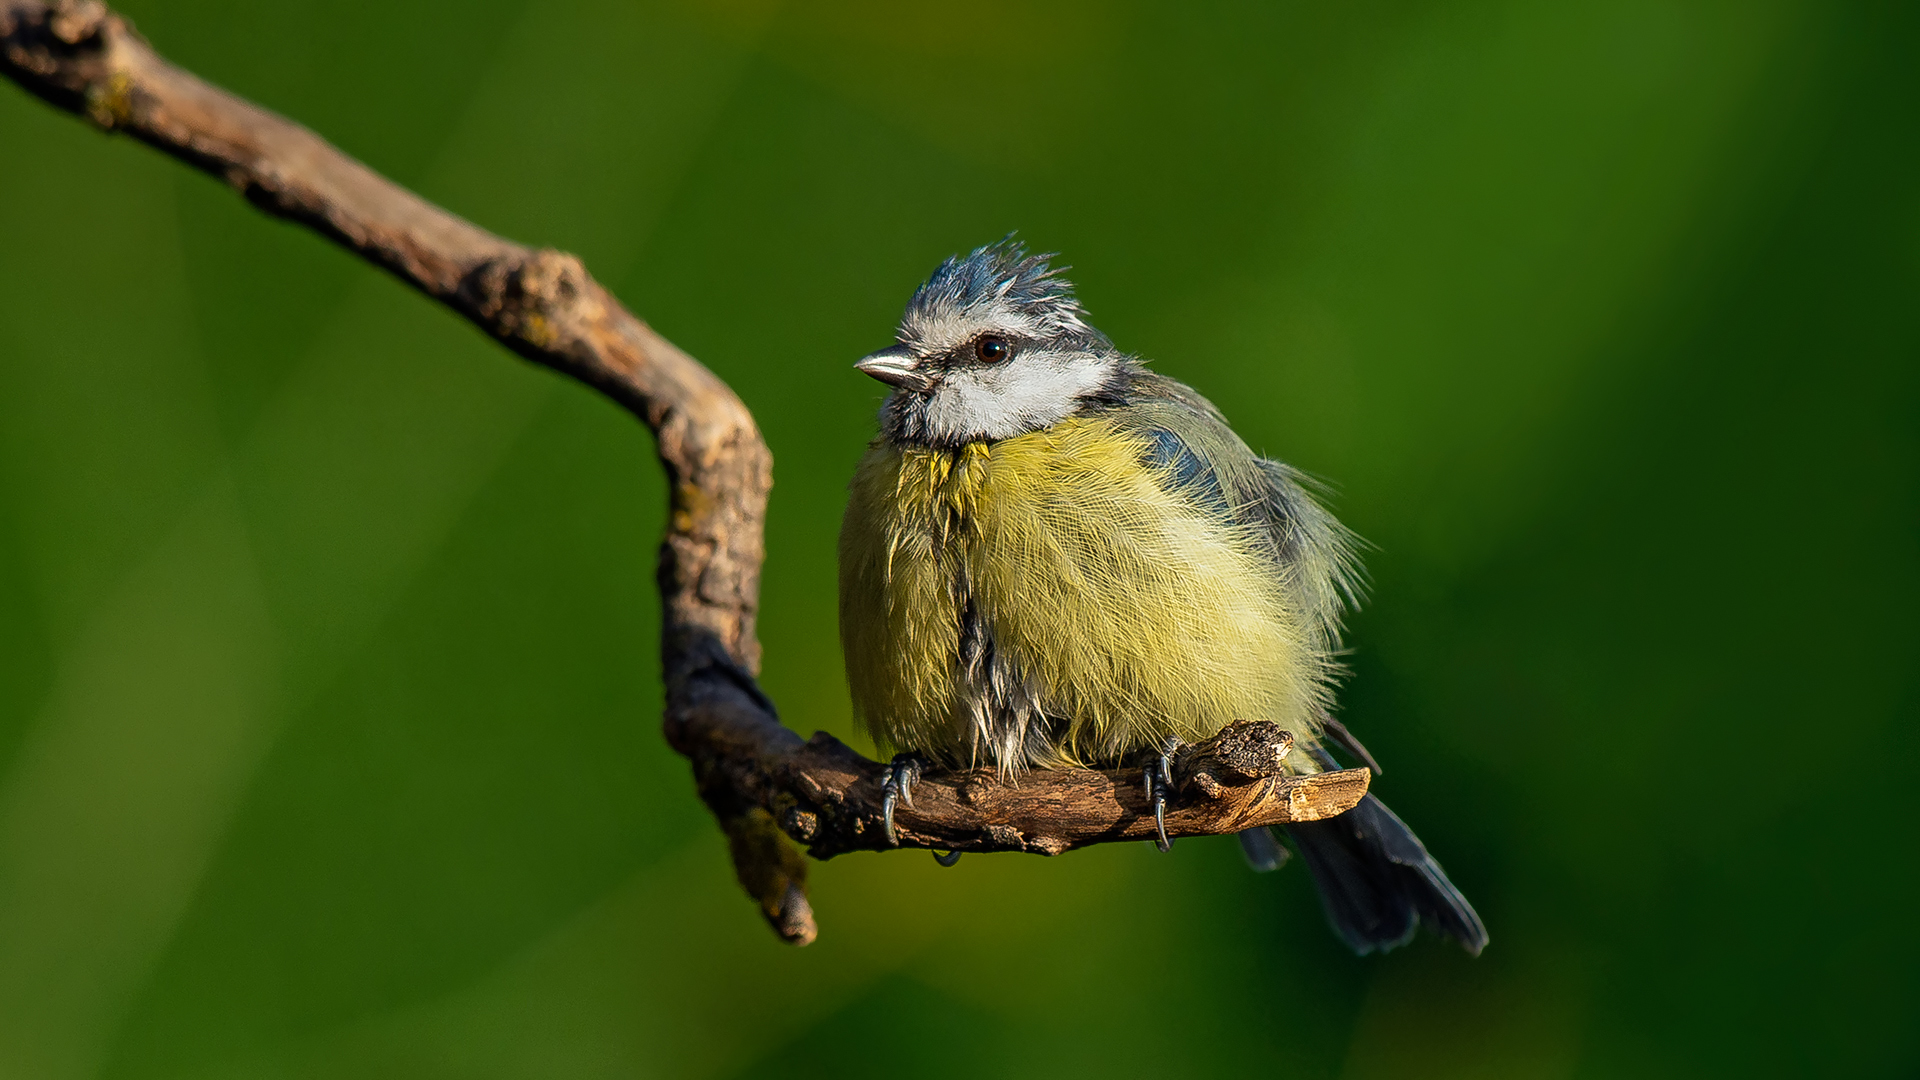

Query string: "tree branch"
[[1, 0, 1371, 946]]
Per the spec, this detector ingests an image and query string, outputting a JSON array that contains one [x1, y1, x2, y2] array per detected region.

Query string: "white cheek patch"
[[923, 353, 1113, 443]]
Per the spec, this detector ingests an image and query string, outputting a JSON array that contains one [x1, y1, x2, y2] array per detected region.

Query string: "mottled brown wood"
[[776, 723, 1367, 859], [1, 0, 1371, 945]]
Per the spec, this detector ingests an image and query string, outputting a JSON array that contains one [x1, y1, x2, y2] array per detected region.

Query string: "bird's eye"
[[975, 336, 1012, 363]]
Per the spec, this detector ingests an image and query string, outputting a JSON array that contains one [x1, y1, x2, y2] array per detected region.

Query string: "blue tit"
[[838, 239, 1487, 955]]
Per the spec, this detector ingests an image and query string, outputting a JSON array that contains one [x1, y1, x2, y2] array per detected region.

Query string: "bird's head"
[[858, 239, 1131, 447]]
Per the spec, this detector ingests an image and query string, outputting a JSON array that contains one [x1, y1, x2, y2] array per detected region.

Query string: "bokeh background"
[[2, 0, 1915, 1077]]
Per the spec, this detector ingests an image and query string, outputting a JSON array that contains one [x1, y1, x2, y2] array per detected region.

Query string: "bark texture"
[[2, 0, 1371, 946]]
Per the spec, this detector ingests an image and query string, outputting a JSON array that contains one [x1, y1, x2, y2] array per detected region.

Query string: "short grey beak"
[[855, 346, 929, 390]]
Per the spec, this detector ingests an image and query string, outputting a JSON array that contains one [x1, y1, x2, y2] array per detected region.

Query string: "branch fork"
[[3, 0, 1371, 947]]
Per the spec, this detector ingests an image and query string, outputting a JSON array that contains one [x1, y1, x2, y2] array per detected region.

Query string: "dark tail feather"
[[1284, 794, 1488, 955]]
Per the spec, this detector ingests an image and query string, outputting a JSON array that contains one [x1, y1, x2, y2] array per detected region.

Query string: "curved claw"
[[1146, 736, 1180, 853], [932, 849, 963, 867], [881, 754, 923, 847]]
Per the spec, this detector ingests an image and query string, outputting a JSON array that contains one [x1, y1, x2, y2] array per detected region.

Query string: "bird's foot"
[[880, 753, 925, 847], [1143, 736, 1185, 852], [932, 849, 963, 867]]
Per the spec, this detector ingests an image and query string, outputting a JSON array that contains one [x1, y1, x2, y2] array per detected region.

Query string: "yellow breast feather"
[[839, 418, 1327, 770]]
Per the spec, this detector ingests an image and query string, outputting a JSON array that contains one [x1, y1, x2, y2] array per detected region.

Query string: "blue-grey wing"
[[1250, 456, 1365, 651], [1110, 379, 1485, 956], [1111, 388, 1364, 654]]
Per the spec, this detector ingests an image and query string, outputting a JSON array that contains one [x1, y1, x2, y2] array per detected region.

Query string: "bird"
[[836, 238, 1487, 955]]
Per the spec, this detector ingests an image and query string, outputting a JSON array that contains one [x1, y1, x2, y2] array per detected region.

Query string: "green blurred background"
[[2, 0, 1915, 1076]]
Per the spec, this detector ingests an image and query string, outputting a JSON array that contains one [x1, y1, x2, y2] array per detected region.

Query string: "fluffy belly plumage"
[[838, 416, 1324, 771]]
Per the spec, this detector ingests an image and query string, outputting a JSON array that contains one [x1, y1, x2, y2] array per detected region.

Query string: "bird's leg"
[[1237, 826, 1290, 872], [1143, 736, 1185, 852], [880, 753, 925, 846]]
